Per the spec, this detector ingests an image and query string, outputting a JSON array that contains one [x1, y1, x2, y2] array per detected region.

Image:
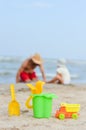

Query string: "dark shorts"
[[20, 71, 37, 82]]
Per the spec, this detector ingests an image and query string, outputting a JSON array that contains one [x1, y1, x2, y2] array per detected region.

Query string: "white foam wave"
[[0, 56, 22, 62], [37, 73, 56, 78], [0, 72, 13, 76], [38, 73, 79, 80], [67, 59, 86, 66], [70, 74, 79, 79]]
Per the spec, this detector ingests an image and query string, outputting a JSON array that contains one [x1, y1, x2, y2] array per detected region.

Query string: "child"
[[16, 53, 46, 83], [47, 59, 71, 84]]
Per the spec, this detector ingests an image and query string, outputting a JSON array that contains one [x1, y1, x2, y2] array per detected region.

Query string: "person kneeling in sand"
[[16, 53, 46, 83], [47, 59, 71, 84]]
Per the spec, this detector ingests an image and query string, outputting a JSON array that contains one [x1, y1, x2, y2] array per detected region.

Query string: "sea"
[[0, 56, 86, 84]]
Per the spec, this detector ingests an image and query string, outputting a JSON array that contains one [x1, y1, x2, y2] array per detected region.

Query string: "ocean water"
[[0, 56, 86, 84]]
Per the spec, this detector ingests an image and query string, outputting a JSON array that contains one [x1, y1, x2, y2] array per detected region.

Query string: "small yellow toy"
[[55, 103, 80, 120], [25, 81, 45, 109], [8, 84, 20, 116]]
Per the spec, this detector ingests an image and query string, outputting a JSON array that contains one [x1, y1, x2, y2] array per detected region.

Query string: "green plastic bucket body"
[[32, 93, 57, 118]]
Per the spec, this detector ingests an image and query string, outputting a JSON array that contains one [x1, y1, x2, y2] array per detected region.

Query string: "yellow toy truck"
[[55, 103, 80, 120]]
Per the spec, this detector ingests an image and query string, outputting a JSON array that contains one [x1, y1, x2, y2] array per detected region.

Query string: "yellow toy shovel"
[[8, 84, 20, 116], [25, 81, 45, 109]]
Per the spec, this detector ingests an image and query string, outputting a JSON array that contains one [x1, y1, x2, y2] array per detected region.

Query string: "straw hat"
[[31, 53, 43, 65]]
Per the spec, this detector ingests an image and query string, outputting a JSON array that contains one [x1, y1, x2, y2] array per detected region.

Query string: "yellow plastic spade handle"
[[25, 96, 33, 109], [10, 84, 16, 101]]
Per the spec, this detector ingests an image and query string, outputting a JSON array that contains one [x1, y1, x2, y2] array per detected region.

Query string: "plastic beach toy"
[[8, 84, 20, 116], [25, 81, 45, 109], [32, 93, 58, 118], [55, 103, 80, 120]]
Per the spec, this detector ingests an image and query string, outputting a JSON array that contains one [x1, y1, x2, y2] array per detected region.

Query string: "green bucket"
[[32, 93, 58, 118]]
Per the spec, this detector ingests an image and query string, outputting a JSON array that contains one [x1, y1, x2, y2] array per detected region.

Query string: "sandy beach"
[[0, 83, 86, 130]]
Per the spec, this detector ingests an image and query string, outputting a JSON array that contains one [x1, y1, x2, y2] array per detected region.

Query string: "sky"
[[0, 0, 86, 59]]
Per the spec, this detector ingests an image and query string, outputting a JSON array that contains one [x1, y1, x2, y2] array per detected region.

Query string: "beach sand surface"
[[0, 83, 86, 130]]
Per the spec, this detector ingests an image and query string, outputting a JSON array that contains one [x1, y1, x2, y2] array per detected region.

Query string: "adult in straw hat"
[[47, 59, 71, 84], [16, 53, 46, 83]]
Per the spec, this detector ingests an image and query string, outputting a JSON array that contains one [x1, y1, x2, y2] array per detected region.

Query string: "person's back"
[[56, 59, 71, 84], [47, 59, 71, 84], [56, 66, 71, 84]]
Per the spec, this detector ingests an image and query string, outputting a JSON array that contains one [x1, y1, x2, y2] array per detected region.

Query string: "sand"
[[0, 83, 86, 130]]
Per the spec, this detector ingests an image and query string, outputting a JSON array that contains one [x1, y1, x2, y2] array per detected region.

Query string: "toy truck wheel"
[[59, 114, 65, 120], [72, 113, 78, 119]]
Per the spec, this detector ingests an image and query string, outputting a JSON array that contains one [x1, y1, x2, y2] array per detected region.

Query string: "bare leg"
[[47, 74, 63, 84]]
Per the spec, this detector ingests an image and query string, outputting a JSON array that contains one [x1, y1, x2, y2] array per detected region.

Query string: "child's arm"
[[47, 74, 64, 84]]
